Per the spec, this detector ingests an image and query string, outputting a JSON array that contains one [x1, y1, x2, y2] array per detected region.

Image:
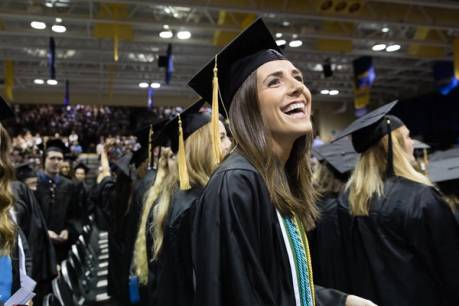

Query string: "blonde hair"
[[0, 124, 16, 255], [133, 123, 217, 284], [444, 195, 459, 212], [133, 150, 171, 284], [346, 126, 432, 216], [151, 123, 216, 260], [313, 162, 346, 196]]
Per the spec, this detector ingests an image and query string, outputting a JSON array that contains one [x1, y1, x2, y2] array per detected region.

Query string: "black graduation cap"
[[44, 138, 69, 155], [157, 99, 210, 154], [112, 152, 132, 178], [413, 139, 431, 150], [0, 95, 14, 120], [428, 157, 459, 183], [131, 118, 169, 168], [430, 147, 459, 162], [74, 162, 90, 173], [155, 99, 211, 190], [15, 162, 37, 181], [313, 138, 359, 175], [333, 100, 404, 177], [188, 17, 285, 112]]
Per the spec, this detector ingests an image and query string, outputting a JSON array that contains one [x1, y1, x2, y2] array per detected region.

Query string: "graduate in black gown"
[[328, 101, 459, 306], [12, 180, 57, 305], [107, 118, 168, 306], [71, 162, 92, 236], [143, 99, 231, 306], [188, 18, 374, 306], [428, 156, 459, 224], [35, 139, 77, 263], [309, 138, 358, 291], [127, 119, 168, 305], [106, 152, 137, 306]]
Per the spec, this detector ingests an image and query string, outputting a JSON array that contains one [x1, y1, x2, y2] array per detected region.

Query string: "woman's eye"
[[294, 76, 303, 82], [268, 78, 280, 86]]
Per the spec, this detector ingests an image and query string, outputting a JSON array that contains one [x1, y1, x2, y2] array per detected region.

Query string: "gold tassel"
[[178, 114, 191, 190], [211, 57, 222, 166], [113, 27, 119, 62], [4, 60, 14, 101], [454, 38, 459, 80], [147, 123, 154, 170]]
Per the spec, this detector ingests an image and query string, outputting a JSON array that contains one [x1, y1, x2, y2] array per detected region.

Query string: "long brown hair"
[[229, 71, 318, 230], [0, 123, 16, 255], [346, 126, 432, 216]]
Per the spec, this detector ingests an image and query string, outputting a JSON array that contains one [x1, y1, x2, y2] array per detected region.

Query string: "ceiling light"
[[52, 24, 67, 33], [34, 79, 44, 85], [163, 24, 169, 30], [282, 21, 290, 27], [292, 34, 298, 39], [173, 13, 179, 18], [138, 82, 149, 88], [164, 8, 171, 14], [55, 17, 62, 23], [177, 30, 191, 40], [150, 82, 161, 89], [45, 2, 53, 7], [372, 43, 386, 51], [320, 89, 330, 95], [275, 33, 282, 38], [289, 40, 303, 48], [30, 21, 46, 30], [47, 79, 58, 85], [159, 31, 173, 39], [329, 89, 339, 95], [381, 27, 390, 33], [386, 44, 401, 52], [276, 39, 286, 46]]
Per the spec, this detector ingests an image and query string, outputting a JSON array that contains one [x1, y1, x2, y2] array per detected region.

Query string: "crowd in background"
[[6, 104, 185, 168]]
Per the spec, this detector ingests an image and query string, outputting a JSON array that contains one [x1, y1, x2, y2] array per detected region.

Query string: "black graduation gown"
[[35, 172, 77, 262], [71, 180, 92, 235], [191, 152, 347, 306], [89, 176, 116, 231], [335, 177, 459, 306], [108, 169, 156, 306], [153, 186, 202, 306], [11, 229, 33, 293], [12, 181, 57, 283], [308, 193, 348, 292], [35, 172, 77, 233]]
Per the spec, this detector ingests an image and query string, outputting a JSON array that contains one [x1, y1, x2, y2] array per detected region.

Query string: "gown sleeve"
[[406, 187, 459, 305], [192, 169, 277, 306]]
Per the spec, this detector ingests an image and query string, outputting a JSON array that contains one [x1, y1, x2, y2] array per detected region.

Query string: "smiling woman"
[[188, 18, 376, 306]]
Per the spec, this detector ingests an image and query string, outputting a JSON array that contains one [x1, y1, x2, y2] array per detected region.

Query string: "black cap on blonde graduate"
[[155, 99, 211, 190], [333, 100, 404, 178]]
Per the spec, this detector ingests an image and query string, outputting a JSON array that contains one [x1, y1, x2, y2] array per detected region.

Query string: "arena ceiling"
[[0, 0, 459, 107]]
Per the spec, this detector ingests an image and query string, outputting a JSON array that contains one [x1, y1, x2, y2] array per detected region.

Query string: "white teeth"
[[283, 102, 304, 113]]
